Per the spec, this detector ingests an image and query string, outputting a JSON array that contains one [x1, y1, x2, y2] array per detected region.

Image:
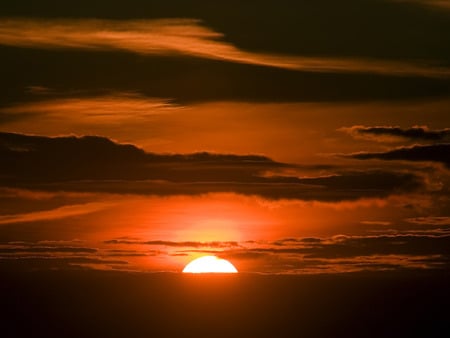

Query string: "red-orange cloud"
[[0, 18, 448, 77]]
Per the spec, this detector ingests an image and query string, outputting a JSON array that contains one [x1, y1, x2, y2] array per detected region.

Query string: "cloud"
[[0, 131, 283, 182], [340, 125, 450, 142], [0, 132, 425, 201], [360, 221, 392, 226], [104, 239, 240, 248], [0, 202, 113, 225], [301, 234, 450, 259], [0, 93, 180, 124], [0, 256, 128, 271], [347, 144, 450, 168], [231, 235, 450, 259], [4, 233, 449, 274], [406, 216, 450, 225], [0, 246, 97, 254], [0, 18, 448, 78], [105, 249, 159, 257], [173, 234, 450, 273]]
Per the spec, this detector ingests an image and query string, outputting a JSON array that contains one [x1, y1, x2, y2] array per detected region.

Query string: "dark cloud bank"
[[225, 234, 450, 264], [343, 125, 450, 141], [349, 143, 450, 168], [1, 132, 425, 201]]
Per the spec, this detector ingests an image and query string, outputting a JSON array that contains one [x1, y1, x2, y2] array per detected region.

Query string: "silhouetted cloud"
[[0, 132, 425, 201], [0, 18, 448, 78], [0, 256, 128, 271], [222, 234, 450, 259], [172, 234, 450, 273], [0, 246, 97, 254], [348, 144, 450, 167], [341, 125, 450, 142], [301, 234, 450, 259], [104, 239, 240, 248], [3, 233, 449, 274]]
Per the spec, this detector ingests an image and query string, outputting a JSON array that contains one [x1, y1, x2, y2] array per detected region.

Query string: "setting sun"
[[182, 256, 238, 273]]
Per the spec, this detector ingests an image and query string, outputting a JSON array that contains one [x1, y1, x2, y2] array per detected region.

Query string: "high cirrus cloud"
[[0, 93, 181, 131], [0, 93, 180, 124], [0, 18, 448, 78], [0, 202, 115, 225], [340, 125, 450, 142], [0, 132, 424, 201]]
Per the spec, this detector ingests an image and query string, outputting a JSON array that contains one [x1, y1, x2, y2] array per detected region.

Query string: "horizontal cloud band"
[[0, 18, 448, 78], [340, 125, 450, 142], [348, 143, 450, 168], [0, 132, 424, 201]]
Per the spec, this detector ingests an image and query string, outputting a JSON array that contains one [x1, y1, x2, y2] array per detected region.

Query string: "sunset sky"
[[1, 0, 450, 276], [2, 2, 450, 337]]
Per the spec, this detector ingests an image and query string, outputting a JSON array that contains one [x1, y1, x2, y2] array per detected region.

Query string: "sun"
[[182, 255, 238, 273]]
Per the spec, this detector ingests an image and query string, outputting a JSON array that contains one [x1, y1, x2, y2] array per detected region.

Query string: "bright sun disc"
[[182, 256, 238, 273]]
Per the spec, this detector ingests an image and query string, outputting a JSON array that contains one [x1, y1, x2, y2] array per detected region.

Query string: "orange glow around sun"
[[182, 256, 238, 273]]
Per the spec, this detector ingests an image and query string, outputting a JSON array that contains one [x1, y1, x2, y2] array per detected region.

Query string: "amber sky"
[[1, 0, 450, 274]]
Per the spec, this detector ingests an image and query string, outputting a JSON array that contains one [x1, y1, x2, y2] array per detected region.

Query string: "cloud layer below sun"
[[0, 18, 448, 78]]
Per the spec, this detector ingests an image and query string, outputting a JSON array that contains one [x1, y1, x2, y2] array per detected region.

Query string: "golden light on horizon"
[[182, 256, 238, 273]]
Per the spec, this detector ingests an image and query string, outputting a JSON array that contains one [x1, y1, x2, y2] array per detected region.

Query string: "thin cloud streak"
[[0, 18, 448, 78], [0, 94, 180, 124], [340, 125, 450, 142], [0, 202, 114, 225]]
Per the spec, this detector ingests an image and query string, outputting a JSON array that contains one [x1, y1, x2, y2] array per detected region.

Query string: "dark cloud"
[[0, 246, 97, 254], [301, 234, 450, 259], [1, 47, 449, 108], [348, 143, 450, 167], [272, 237, 322, 246], [104, 239, 240, 248], [106, 252, 155, 257], [342, 125, 450, 141], [0, 256, 128, 272], [0, 132, 425, 201], [0, 131, 280, 182], [218, 234, 450, 273], [129, 234, 450, 273]]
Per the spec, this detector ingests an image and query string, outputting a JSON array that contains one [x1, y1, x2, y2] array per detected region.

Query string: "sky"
[[1, 0, 450, 276]]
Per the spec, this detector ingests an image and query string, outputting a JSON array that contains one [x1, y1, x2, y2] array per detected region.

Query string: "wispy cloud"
[[104, 239, 240, 248], [406, 216, 450, 225], [340, 125, 450, 142], [3, 233, 449, 273], [0, 202, 113, 225], [361, 220, 392, 226], [0, 93, 180, 124], [0, 18, 448, 78], [347, 143, 450, 168], [0, 246, 97, 254], [169, 234, 450, 273]]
